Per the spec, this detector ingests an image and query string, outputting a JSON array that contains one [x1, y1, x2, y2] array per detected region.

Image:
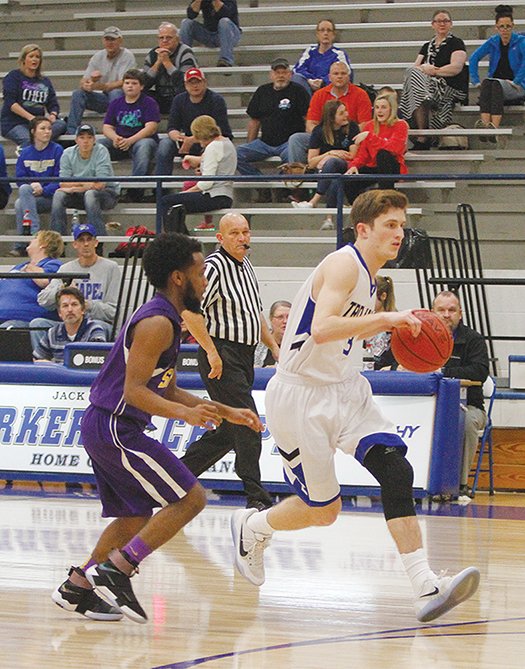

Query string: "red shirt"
[[307, 84, 372, 125], [349, 119, 409, 173]]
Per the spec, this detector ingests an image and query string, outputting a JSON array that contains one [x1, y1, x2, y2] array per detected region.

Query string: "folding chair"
[[470, 376, 496, 497]]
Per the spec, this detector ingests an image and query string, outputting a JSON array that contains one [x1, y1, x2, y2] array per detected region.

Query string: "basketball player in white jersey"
[[231, 189, 480, 623]]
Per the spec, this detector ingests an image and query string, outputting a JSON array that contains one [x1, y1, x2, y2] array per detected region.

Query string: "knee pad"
[[363, 444, 415, 521]]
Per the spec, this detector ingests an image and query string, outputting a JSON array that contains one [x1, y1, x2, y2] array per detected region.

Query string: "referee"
[[182, 213, 278, 510]]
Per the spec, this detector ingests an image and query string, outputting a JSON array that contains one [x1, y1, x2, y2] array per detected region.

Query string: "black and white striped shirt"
[[202, 247, 262, 346]]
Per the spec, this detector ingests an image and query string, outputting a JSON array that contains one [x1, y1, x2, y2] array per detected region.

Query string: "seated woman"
[[291, 99, 358, 230], [469, 4, 525, 140], [160, 115, 236, 232], [0, 230, 64, 329], [11, 116, 63, 257], [0, 144, 12, 213], [1, 44, 66, 149], [399, 9, 468, 149], [292, 19, 352, 97], [344, 91, 408, 204], [364, 275, 399, 371]]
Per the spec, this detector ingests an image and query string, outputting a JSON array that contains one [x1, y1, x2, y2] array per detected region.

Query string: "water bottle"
[[71, 209, 81, 230], [22, 209, 32, 236], [362, 341, 375, 371]]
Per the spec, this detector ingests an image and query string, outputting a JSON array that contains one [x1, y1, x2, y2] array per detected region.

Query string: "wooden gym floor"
[[0, 488, 524, 669]]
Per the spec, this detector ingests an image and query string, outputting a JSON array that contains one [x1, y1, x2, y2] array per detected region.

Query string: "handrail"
[[4, 171, 525, 244]]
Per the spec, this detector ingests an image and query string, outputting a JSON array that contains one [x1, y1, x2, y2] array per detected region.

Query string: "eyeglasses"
[[497, 24, 513, 30], [433, 19, 451, 24]]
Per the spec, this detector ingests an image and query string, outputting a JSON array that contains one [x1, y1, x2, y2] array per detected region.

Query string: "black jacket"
[[441, 321, 489, 410]]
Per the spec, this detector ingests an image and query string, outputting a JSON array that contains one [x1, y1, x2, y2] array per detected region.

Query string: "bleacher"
[[1, 0, 525, 268]]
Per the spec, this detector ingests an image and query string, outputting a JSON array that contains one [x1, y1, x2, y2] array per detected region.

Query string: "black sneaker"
[[52, 568, 123, 621], [86, 560, 148, 624]]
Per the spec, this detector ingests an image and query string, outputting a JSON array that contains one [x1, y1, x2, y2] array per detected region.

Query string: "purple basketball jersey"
[[89, 293, 181, 427]]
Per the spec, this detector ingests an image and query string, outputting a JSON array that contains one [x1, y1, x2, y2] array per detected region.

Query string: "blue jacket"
[[293, 45, 352, 85], [16, 142, 63, 198], [469, 32, 525, 89]]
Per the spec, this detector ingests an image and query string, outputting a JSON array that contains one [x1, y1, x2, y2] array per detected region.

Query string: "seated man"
[[0, 230, 63, 329], [155, 67, 232, 176], [34, 286, 107, 364], [99, 69, 160, 202], [288, 61, 372, 164], [179, 0, 241, 67], [32, 222, 121, 348], [65, 26, 136, 135], [51, 124, 119, 236], [236, 58, 310, 176], [143, 22, 197, 114], [432, 291, 489, 500]]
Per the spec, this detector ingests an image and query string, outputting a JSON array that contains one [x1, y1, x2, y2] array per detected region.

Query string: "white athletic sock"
[[246, 509, 275, 536], [400, 548, 437, 598]]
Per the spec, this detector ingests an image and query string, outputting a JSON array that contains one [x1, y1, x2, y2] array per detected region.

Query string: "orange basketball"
[[391, 309, 453, 373]]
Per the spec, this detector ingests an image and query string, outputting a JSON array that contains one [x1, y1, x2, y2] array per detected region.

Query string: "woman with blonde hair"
[[344, 92, 408, 204], [292, 99, 359, 229], [0, 230, 64, 329], [1, 44, 66, 148], [160, 114, 236, 231], [365, 274, 399, 370]]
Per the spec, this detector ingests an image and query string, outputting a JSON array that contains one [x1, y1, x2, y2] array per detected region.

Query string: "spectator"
[[33, 221, 121, 347], [160, 115, 236, 231], [236, 58, 310, 176], [181, 213, 278, 510], [143, 22, 197, 114], [11, 116, 63, 257], [1, 44, 66, 149], [399, 9, 468, 149], [287, 61, 372, 164], [155, 67, 232, 176], [345, 92, 408, 204], [469, 4, 525, 140], [254, 300, 291, 367], [364, 274, 399, 370], [180, 0, 241, 68], [0, 144, 12, 216], [291, 99, 359, 230], [0, 230, 63, 329], [51, 123, 119, 236], [99, 69, 160, 203], [432, 291, 489, 500], [65, 27, 137, 135], [33, 286, 107, 364], [292, 19, 352, 97]]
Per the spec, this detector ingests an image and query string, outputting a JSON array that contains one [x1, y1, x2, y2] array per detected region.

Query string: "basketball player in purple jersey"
[[232, 190, 480, 623], [52, 233, 263, 623]]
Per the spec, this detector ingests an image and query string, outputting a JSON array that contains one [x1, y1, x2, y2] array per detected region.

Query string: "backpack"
[[384, 227, 432, 269], [358, 82, 377, 104], [438, 124, 468, 150], [108, 225, 156, 258]]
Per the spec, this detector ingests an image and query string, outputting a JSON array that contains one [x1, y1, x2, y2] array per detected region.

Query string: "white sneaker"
[[231, 508, 271, 586], [415, 566, 480, 623], [320, 218, 334, 230], [291, 200, 313, 208]]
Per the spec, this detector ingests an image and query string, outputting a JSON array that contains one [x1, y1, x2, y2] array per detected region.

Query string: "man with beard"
[[181, 213, 278, 510], [52, 233, 263, 624], [236, 57, 310, 175]]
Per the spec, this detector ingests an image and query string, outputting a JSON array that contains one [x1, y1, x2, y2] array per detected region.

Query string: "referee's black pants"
[[181, 338, 273, 509]]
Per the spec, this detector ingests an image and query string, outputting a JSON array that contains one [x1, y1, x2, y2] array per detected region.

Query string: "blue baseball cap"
[[73, 223, 97, 239]]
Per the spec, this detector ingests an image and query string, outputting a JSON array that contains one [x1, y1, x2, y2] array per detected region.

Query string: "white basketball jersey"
[[278, 244, 377, 383]]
